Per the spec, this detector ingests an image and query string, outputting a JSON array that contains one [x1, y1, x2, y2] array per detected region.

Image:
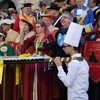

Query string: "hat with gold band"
[[20, 18, 34, 30], [40, 14, 56, 20]]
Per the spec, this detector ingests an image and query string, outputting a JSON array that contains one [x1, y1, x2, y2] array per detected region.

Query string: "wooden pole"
[[3, 64, 6, 100]]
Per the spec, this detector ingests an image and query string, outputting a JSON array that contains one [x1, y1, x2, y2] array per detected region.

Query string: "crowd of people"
[[0, 0, 100, 100]]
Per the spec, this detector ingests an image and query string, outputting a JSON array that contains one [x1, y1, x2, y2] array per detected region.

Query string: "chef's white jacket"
[[57, 53, 89, 100]]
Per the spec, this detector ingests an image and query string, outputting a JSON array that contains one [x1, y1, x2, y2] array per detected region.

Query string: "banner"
[[84, 41, 100, 84]]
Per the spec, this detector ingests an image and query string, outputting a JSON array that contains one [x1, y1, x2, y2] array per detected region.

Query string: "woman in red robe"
[[13, 17, 35, 100], [21, 19, 56, 100]]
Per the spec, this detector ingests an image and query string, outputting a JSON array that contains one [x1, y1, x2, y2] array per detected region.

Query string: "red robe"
[[13, 16, 20, 33], [21, 34, 57, 100]]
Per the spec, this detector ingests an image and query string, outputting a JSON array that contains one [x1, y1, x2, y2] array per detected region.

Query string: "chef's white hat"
[[64, 22, 84, 47]]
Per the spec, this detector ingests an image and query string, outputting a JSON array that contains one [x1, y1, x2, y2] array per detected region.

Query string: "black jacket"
[[55, 27, 70, 87]]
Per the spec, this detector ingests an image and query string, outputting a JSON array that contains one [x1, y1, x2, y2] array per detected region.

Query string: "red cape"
[[89, 28, 100, 33]]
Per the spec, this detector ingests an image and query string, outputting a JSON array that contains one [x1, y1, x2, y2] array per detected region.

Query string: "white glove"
[[81, 11, 87, 18]]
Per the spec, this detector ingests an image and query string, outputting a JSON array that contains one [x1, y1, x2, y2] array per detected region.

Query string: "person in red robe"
[[14, 17, 35, 55], [13, 17, 35, 100], [13, 3, 36, 33], [21, 19, 56, 100], [85, 9, 100, 100]]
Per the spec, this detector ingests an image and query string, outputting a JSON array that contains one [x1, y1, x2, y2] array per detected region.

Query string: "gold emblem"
[[59, 34, 61, 39], [1, 46, 8, 57], [60, 40, 63, 45], [63, 35, 66, 39]]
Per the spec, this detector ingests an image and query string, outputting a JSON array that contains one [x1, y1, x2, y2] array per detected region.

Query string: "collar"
[[40, 11, 44, 15], [71, 53, 81, 57], [24, 13, 32, 17], [61, 27, 68, 30], [24, 31, 29, 37], [0, 42, 4, 45], [48, 25, 52, 29], [8, 29, 12, 32], [1, 17, 4, 20], [92, 6, 98, 11]]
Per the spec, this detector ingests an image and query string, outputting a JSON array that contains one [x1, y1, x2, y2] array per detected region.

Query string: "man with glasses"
[[13, 3, 36, 33], [55, 11, 73, 100], [54, 22, 89, 100]]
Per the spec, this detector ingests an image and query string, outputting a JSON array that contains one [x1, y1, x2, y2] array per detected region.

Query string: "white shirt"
[[57, 53, 89, 100], [11, 16, 15, 23], [8, 29, 12, 32]]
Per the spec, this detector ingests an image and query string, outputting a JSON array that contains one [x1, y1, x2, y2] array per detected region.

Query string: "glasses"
[[35, 26, 41, 28], [63, 45, 70, 48], [61, 16, 69, 19], [25, 7, 31, 10]]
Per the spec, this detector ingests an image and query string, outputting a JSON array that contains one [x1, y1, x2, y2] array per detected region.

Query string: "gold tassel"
[[0, 58, 3, 84], [15, 64, 19, 85], [33, 63, 37, 100]]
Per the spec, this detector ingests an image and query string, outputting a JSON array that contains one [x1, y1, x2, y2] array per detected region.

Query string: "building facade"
[[0, 0, 41, 13], [0, 0, 91, 13]]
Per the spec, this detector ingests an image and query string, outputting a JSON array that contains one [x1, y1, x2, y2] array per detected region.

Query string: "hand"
[[54, 57, 62, 67], [62, 6, 67, 11], [46, 39, 50, 44], [65, 63, 68, 67], [19, 21, 25, 33], [45, 39, 53, 49], [81, 11, 87, 18], [36, 33, 40, 37]]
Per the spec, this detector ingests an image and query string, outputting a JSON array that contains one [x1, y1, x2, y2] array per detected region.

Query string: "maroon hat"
[[23, 3, 33, 7], [38, 1, 46, 8], [11, 10, 18, 14]]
